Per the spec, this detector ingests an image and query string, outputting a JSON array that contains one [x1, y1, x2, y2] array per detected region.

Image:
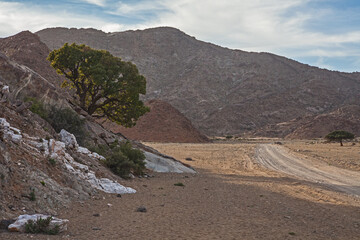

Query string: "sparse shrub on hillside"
[[48, 158, 56, 166], [46, 106, 87, 145], [325, 130, 355, 146], [225, 135, 233, 139], [26, 97, 48, 120], [25, 216, 59, 235], [29, 189, 36, 201], [90, 141, 145, 178], [25, 97, 87, 145]]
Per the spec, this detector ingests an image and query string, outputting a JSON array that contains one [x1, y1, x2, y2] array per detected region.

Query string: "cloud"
[[0, 1, 120, 36], [79, 0, 107, 7], [0, 0, 359, 71], [127, 0, 360, 71], [110, 1, 167, 15]]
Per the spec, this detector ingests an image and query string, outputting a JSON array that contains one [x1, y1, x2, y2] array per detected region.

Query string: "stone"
[[59, 129, 79, 149], [136, 206, 147, 212], [8, 214, 69, 233]]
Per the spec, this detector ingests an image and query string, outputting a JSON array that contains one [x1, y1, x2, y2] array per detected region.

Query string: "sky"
[[0, 0, 360, 72]]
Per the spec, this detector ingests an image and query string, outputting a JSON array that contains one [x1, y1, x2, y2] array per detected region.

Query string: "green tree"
[[325, 130, 355, 146], [47, 43, 149, 127]]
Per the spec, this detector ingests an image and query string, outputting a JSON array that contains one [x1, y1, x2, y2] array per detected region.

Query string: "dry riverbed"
[[2, 141, 360, 239]]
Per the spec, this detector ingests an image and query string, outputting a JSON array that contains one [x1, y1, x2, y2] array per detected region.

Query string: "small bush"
[[225, 135, 233, 139], [29, 189, 36, 201], [48, 158, 56, 166], [26, 97, 48, 120], [25, 97, 87, 146], [40, 181, 45, 186], [46, 106, 87, 146], [91, 141, 146, 178], [25, 216, 59, 235], [174, 182, 185, 187]]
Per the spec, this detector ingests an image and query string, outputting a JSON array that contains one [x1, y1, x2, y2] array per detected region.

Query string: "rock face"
[[103, 99, 209, 143], [37, 27, 360, 137]]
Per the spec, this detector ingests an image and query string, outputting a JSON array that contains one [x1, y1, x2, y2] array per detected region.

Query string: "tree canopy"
[[324, 130, 355, 146], [47, 43, 149, 127]]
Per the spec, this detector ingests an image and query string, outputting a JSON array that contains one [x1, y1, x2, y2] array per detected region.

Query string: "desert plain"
[[2, 139, 360, 240]]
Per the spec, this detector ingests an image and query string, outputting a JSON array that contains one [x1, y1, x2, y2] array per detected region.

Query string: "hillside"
[[103, 99, 209, 143], [0, 30, 196, 221], [37, 27, 360, 137]]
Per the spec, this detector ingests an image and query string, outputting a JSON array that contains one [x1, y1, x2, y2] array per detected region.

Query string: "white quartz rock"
[[8, 214, 69, 233], [59, 129, 79, 149]]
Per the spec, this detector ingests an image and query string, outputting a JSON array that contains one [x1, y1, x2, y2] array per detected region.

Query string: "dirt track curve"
[[255, 144, 360, 197]]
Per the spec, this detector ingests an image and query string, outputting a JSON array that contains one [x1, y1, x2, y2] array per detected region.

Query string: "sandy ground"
[[2, 141, 360, 239]]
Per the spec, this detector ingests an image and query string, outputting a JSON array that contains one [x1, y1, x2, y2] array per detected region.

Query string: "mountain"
[[103, 99, 209, 143], [36, 27, 360, 137]]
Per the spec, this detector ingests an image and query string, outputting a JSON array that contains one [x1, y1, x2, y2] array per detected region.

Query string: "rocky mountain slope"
[[248, 105, 360, 139], [0, 30, 196, 222], [104, 99, 209, 143], [37, 27, 360, 137]]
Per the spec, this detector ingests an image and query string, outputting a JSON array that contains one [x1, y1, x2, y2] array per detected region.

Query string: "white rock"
[[10, 126, 21, 135], [10, 134, 22, 144], [59, 129, 79, 149], [144, 151, 196, 173], [8, 214, 69, 233], [89, 152, 106, 161], [2, 85, 9, 92], [77, 146, 91, 155], [0, 118, 10, 130]]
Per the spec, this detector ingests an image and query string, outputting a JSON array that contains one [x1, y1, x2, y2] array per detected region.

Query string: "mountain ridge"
[[36, 27, 360, 137]]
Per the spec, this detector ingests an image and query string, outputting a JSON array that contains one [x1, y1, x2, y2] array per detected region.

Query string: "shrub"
[[48, 158, 56, 166], [174, 182, 185, 187], [91, 141, 146, 178], [29, 189, 36, 201], [26, 97, 48, 120], [25, 97, 87, 146], [25, 216, 59, 235], [225, 135, 233, 139], [46, 106, 87, 145]]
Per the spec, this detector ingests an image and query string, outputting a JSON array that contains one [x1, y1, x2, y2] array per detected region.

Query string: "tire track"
[[255, 144, 360, 197]]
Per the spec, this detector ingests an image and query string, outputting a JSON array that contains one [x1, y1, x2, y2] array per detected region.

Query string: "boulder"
[[144, 151, 196, 173], [59, 129, 79, 149]]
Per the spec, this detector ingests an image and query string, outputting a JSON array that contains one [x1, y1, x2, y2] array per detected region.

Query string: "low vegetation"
[[25, 216, 59, 235], [26, 97, 87, 145], [89, 141, 146, 178], [29, 189, 36, 201], [174, 182, 185, 187]]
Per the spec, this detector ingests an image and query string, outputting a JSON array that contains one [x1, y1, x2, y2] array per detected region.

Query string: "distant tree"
[[324, 130, 355, 146], [47, 43, 149, 127]]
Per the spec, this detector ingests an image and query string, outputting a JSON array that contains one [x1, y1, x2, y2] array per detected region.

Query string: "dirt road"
[[256, 144, 360, 197]]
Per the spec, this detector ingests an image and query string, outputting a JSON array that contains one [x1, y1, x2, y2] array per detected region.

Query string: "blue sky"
[[0, 0, 360, 72]]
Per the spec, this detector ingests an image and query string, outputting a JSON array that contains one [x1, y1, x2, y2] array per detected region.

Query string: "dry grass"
[[284, 140, 360, 171]]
